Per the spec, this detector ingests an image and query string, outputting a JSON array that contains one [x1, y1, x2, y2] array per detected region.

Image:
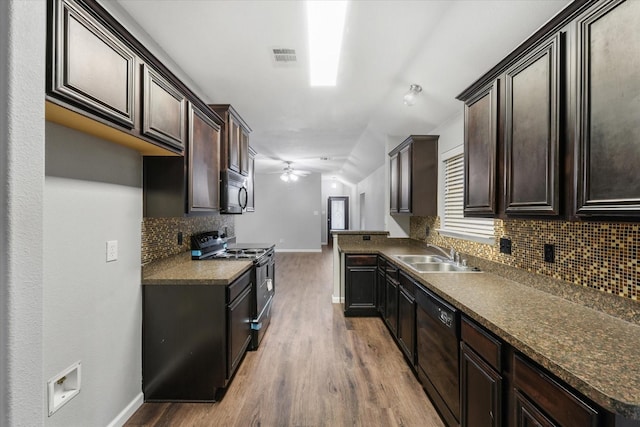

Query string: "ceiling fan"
[[277, 161, 310, 182]]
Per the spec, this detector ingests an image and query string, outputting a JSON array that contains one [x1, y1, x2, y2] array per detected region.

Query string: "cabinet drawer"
[[461, 316, 502, 371], [346, 254, 377, 266], [399, 271, 417, 297], [513, 354, 599, 427], [228, 269, 252, 303]]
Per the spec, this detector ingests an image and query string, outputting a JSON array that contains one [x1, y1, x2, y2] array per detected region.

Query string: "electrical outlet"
[[362, 235, 371, 241], [544, 244, 555, 263], [177, 232, 183, 246], [499, 237, 512, 255], [106, 240, 118, 262]]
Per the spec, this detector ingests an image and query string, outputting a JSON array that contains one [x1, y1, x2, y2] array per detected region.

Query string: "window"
[[441, 152, 495, 243]]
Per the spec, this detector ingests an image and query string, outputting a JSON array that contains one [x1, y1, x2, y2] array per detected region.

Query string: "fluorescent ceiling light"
[[307, 1, 347, 87]]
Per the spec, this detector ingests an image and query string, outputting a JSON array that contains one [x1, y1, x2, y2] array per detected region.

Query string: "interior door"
[[328, 196, 349, 242]]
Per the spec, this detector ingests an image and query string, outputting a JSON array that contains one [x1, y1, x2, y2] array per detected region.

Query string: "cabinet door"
[[239, 130, 250, 176], [514, 390, 556, 427], [513, 355, 600, 427], [188, 103, 221, 213], [142, 64, 186, 150], [397, 286, 416, 365], [384, 276, 398, 335], [389, 153, 399, 213], [576, 0, 640, 216], [245, 148, 256, 212], [228, 118, 241, 173], [398, 145, 412, 213], [345, 266, 377, 316], [376, 269, 386, 315], [464, 81, 498, 216], [50, 0, 135, 128], [505, 34, 562, 215], [344, 255, 377, 316], [228, 285, 252, 378], [460, 343, 502, 427]]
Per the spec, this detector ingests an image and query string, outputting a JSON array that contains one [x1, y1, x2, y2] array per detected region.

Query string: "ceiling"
[[115, 0, 571, 184]]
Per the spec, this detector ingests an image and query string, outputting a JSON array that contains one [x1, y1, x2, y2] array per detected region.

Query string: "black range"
[[191, 232, 275, 349]]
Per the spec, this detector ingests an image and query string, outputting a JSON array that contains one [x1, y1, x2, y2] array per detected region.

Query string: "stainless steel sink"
[[410, 262, 480, 273], [394, 254, 447, 264], [394, 254, 481, 273]]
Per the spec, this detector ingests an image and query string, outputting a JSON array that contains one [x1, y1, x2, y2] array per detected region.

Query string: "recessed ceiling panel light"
[[307, 1, 348, 87]]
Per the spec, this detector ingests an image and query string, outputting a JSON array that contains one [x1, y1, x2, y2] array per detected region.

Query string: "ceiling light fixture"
[[307, 1, 348, 87], [403, 84, 423, 106], [281, 163, 300, 182]]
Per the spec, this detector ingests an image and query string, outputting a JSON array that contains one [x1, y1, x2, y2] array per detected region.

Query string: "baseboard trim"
[[331, 295, 344, 304], [275, 249, 322, 253], [107, 392, 143, 427]]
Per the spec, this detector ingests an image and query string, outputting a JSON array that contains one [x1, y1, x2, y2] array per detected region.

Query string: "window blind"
[[443, 153, 495, 239]]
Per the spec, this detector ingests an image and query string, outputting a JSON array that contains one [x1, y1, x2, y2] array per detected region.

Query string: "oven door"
[[250, 295, 273, 350]]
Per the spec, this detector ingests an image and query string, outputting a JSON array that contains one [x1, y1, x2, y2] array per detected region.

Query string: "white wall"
[[236, 173, 322, 251], [44, 123, 143, 427], [1, 1, 46, 426], [355, 164, 386, 231], [320, 178, 355, 244]]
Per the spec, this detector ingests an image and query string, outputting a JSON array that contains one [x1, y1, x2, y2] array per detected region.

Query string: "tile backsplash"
[[142, 215, 235, 265], [410, 216, 639, 301]]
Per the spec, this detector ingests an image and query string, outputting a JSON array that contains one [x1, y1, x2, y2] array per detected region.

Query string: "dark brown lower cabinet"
[[142, 269, 253, 401], [343, 255, 377, 317], [376, 261, 386, 316], [384, 268, 399, 336], [397, 272, 416, 366], [514, 389, 556, 427], [513, 354, 600, 427], [460, 342, 502, 427]]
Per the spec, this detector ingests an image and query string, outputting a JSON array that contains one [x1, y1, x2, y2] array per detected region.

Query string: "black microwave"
[[220, 169, 248, 214]]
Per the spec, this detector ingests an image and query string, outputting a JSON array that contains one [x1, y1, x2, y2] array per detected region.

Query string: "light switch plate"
[[106, 240, 118, 262]]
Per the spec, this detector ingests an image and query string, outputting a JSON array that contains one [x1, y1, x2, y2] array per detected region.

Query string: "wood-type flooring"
[[125, 247, 445, 427]]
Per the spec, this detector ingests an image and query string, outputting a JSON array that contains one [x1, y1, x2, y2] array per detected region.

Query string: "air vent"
[[272, 48, 297, 64]]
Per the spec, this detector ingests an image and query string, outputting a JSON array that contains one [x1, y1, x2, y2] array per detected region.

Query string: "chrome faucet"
[[427, 244, 456, 261]]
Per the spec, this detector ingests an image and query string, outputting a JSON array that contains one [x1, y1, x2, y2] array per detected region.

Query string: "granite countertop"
[[338, 239, 640, 420], [142, 251, 252, 286]]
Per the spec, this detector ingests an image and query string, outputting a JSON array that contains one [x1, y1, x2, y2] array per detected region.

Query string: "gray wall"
[[235, 173, 322, 251], [44, 123, 143, 427], [1, 1, 46, 425]]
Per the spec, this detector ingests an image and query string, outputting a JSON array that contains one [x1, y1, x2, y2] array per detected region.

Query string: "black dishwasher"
[[416, 285, 460, 427]]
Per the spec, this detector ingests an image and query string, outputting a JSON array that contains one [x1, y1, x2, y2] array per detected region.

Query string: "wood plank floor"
[[125, 247, 445, 427]]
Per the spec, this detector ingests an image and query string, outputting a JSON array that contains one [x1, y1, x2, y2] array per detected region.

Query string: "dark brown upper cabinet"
[[49, 0, 136, 128], [188, 103, 221, 213], [463, 82, 498, 217], [46, 0, 223, 157], [389, 152, 399, 214], [576, 0, 640, 217], [504, 33, 562, 216], [143, 103, 221, 217], [210, 104, 252, 176], [458, 0, 640, 219], [389, 135, 438, 216], [142, 64, 186, 151]]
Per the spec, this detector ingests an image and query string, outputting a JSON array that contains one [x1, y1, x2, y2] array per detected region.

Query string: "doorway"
[[328, 196, 349, 244]]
